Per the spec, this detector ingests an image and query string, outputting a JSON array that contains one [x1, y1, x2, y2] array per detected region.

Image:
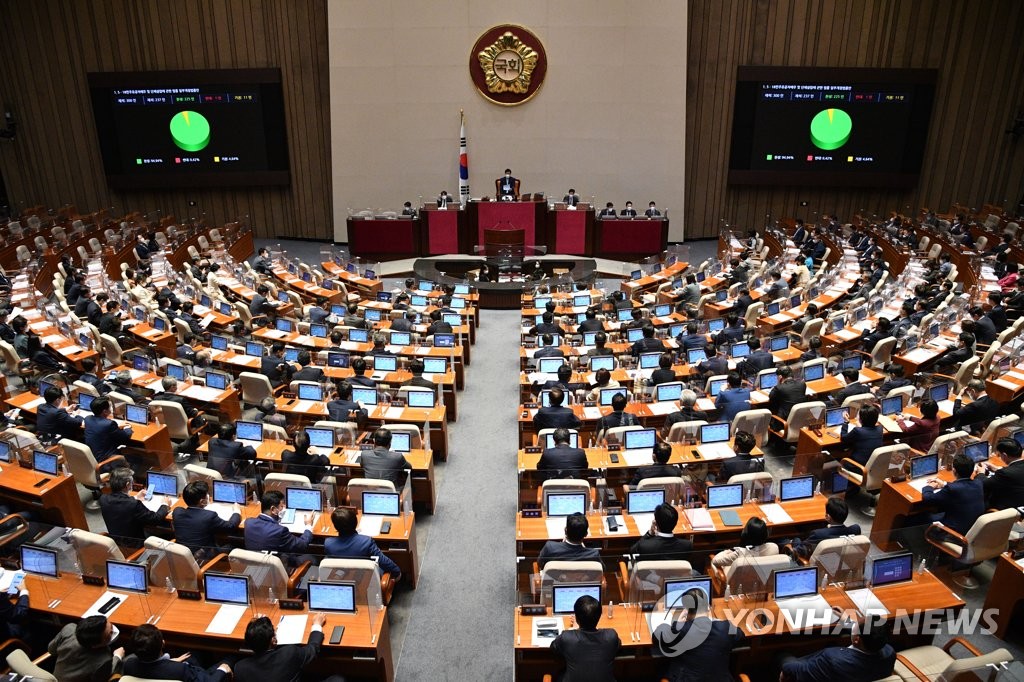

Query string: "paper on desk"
[[685, 507, 716, 531], [834, 329, 860, 341], [205, 503, 241, 522], [414, 347, 432, 355], [143, 329, 163, 338], [292, 400, 319, 412], [647, 402, 677, 416], [29, 322, 50, 332], [696, 398, 716, 412], [0, 569, 24, 592], [750, 391, 769, 403], [201, 315, 215, 329], [1006, 370, 1024, 381], [545, 517, 566, 539], [357, 516, 383, 536], [846, 588, 889, 617], [384, 406, 406, 419], [777, 594, 835, 630], [907, 478, 932, 492], [21, 397, 45, 410], [82, 591, 128, 619], [283, 514, 316, 535], [293, 335, 312, 346], [182, 385, 224, 402], [140, 495, 176, 513], [582, 407, 604, 420], [275, 615, 309, 645], [621, 449, 653, 466], [759, 504, 793, 525], [631, 513, 655, 533], [993, 378, 1022, 390], [903, 348, 937, 364], [41, 334, 64, 345], [343, 449, 361, 464], [206, 604, 248, 634], [532, 617, 564, 648], [527, 372, 555, 384]]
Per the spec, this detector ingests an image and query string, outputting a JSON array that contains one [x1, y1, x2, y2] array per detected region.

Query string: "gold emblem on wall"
[[470, 25, 547, 106]]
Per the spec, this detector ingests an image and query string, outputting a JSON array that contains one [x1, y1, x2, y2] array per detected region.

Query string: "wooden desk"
[[321, 260, 385, 297], [872, 468, 959, 551], [127, 323, 178, 357], [24, 572, 395, 681], [0, 462, 88, 529], [983, 552, 1024, 639]]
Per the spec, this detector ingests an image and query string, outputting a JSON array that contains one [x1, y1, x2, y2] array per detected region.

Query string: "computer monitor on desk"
[[545, 492, 587, 517], [909, 453, 939, 480], [769, 336, 790, 352], [779, 475, 814, 502], [204, 572, 250, 605], [700, 423, 730, 445], [212, 480, 247, 504], [373, 355, 397, 373], [626, 328, 644, 343], [126, 404, 149, 425], [245, 341, 265, 357], [639, 352, 661, 369], [107, 560, 148, 593], [665, 577, 713, 610], [963, 441, 990, 463], [802, 363, 825, 382], [297, 384, 324, 401], [307, 581, 356, 613], [929, 382, 950, 403], [589, 356, 615, 372], [600, 387, 628, 406], [880, 396, 903, 416], [773, 566, 818, 600], [305, 427, 335, 450], [205, 371, 230, 391], [0, 440, 10, 464], [390, 431, 412, 453], [286, 487, 323, 513], [363, 491, 401, 516], [624, 428, 656, 452], [552, 583, 601, 615], [352, 387, 377, 405], [235, 421, 263, 444], [210, 335, 229, 351], [148, 470, 178, 496], [687, 349, 707, 365], [32, 450, 58, 476], [627, 489, 665, 514], [870, 552, 914, 588], [537, 358, 564, 374], [707, 483, 743, 509], [730, 342, 750, 359], [654, 382, 683, 403], [708, 378, 728, 397], [758, 370, 779, 391], [21, 544, 59, 578]]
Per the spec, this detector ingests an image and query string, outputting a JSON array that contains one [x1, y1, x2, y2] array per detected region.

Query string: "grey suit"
[[358, 446, 412, 485]]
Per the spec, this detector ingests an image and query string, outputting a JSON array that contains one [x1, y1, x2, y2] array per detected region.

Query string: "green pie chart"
[[169, 110, 211, 152], [809, 108, 852, 151]]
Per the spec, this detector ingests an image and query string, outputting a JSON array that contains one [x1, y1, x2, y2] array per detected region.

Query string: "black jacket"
[[99, 491, 168, 543], [533, 405, 582, 431], [234, 630, 324, 682], [537, 445, 588, 479], [767, 380, 809, 419], [171, 505, 242, 556], [207, 438, 257, 477], [983, 460, 1024, 510], [37, 403, 84, 440], [551, 628, 621, 682]]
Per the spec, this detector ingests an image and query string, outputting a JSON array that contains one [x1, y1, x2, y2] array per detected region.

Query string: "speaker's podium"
[[466, 196, 548, 250]]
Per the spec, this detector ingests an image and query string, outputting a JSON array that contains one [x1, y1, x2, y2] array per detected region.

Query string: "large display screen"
[[87, 69, 289, 189], [729, 66, 936, 188]]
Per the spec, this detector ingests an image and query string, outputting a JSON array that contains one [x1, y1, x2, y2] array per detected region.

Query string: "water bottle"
[[267, 587, 277, 604], [814, 480, 822, 495], [917, 558, 927, 575], [61, 461, 71, 478], [165, 576, 176, 594]]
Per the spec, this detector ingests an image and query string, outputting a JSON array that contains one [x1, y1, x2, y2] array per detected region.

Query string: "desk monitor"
[[870, 552, 914, 588], [831, 316, 846, 333], [0, 440, 10, 463], [773, 566, 818, 600], [301, 271, 313, 284], [696, 271, 707, 283], [32, 450, 58, 475], [166, 363, 187, 382], [803, 363, 825, 382], [538, 390, 554, 409], [443, 314, 462, 330], [211, 335, 229, 351], [364, 308, 382, 323], [672, 278, 683, 290], [830, 470, 849, 494], [349, 329, 370, 343], [310, 323, 328, 338], [297, 383, 324, 401], [390, 431, 412, 453], [78, 392, 95, 413], [1015, 430, 1024, 448], [107, 560, 148, 593], [553, 583, 602, 615], [286, 487, 323, 512], [134, 306, 147, 322], [450, 297, 467, 310], [373, 355, 397, 372], [626, 328, 644, 343], [841, 355, 864, 371], [204, 572, 250, 606], [125, 404, 149, 425], [929, 383, 950, 403], [362, 491, 400, 516], [327, 352, 350, 368], [655, 382, 683, 403], [363, 269, 376, 280], [235, 420, 263, 443], [538, 358, 565, 374], [132, 355, 151, 372], [779, 475, 814, 502], [627, 489, 665, 514], [545, 492, 587, 517], [758, 370, 779, 391], [669, 323, 685, 338], [910, 453, 939, 480], [589, 355, 615, 372], [700, 422, 730, 444], [600, 387, 628, 406], [351, 387, 377, 405], [407, 390, 435, 408], [544, 432, 579, 449], [307, 581, 357, 613], [153, 317, 167, 332], [219, 302, 233, 315], [665, 577, 713, 610], [454, 284, 470, 295], [376, 291, 392, 303], [963, 441, 990, 463], [766, 302, 781, 316], [305, 427, 334, 449], [245, 341, 265, 357], [410, 295, 428, 307], [205, 371, 230, 391], [639, 352, 661, 369], [200, 294, 212, 308], [434, 333, 456, 348], [331, 304, 347, 317], [707, 483, 743, 509], [880, 396, 903, 416], [284, 348, 300, 363], [21, 544, 59, 578], [716, 289, 729, 302], [730, 342, 751, 359], [707, 319, 725, 334], [686, 349, 708, 365], [212, 480, 247, 504], [582, 332, 598, 346], [631, 269, 643, 281], [148, 470, 178, 496], [708, 378, 728, 397], [624, 428, 657, 451], [616, 309, 634, 322], [78, 331, 93, 349], [275, 319, 294, 333], [769, 336, 790, 352], [652, 303, 671, 317], [825, 407, 847, 427], [533, 296, 552, 310], [389, 331, 411, 346], [422, 357, 447, 374], [346, 262, 358, 274]]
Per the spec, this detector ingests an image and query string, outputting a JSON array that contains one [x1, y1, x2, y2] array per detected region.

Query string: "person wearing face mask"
[[243, 490, 315, 567], [620, 201, 637, 218], [436, 190, 452, 208], [496, 168, 519, 200]]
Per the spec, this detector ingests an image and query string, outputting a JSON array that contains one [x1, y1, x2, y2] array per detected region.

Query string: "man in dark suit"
[[562, 189, 580, 206], [786, 497, 861, 558], [497, 168, 518, 200], [792, 219, 807, 244], [969, 305, 998, 345], [151, 375, 198, 418], [534, 333, 566, 359], [733, 287, 754, 318], [767, 365, 808, 419], [645, 201, 661, 217], [982, 438, 1024, 509], [171, 481, 241, 560], [342, 303, 366, 329], [348, 357, 377, 388], [953, 380, 1002, 434], [436, 190, 452, 208], [325, 381, 367, 427], [244, 490, 314, 560], [550, 596, 620, 682], [533, 388, 582, 431], [538, 513, 601, 568], [718, 431, 763, 481], [765, 270, 789, 301], [733, 337, 772, 380], [860, 318, 893, 353], [249, 284, 276, 320], [577, 309, 604, 332], [631, 324, 666, 356], [781, 617, 896, 682], [596, 392, 637, 433], [98, 299, 124, 338], [629, 442, 682, 485], [325, 506, 401, 580], [73, 287, 100, 321], [934, 332, 976, 369], [677, 321, 709, 352], [653, 586, 744, 681], [531, 311, 564, 337], [100, 467, 170, 546], [715, 372, 751, 422], [426, 309, 454, 336], [405, 360, 436, 390], [987, 292, 1009, 332], [78, 357, 109, 395], [123, 624, 231, 681], [84, 396, 133, 463], [832, 368, 866, 405], [696, 346, 729, 378], [922, 452, 985, 536], [235, 613, 334, 682], [207, 422, 258, 478], [840, 404, 884, 467], [292, 350, 325, 382], [252, 247, 273, 274], [537, 428, 588, 480], [599, 202, 616, 217], [630, 503, 702, 571], [391, 310, 417, 332], [261, 343, 295, 388], [36, 386, 83, 441], [714, 313, 746, 347], [620, 201, 637, 217], [663, 390, 710, 436], [357, 428, 412, 485]]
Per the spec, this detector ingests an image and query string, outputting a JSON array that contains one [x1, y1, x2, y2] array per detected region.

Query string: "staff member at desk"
[[562, 188, 580, 206], [326, 506, 402, 581], [207, 422, 258, 478], [171, 480, 242, 561], [533, 387, 582, 431], [358, 428, 412, 486], [537, 427, 588, 480], [538, 513, 601, 568], [37, 386, 83, 441], [100, 467, 171, 547], [620, 201, 637, 217], [550, 596, 620, 682], [981, 438, 1024, 509]]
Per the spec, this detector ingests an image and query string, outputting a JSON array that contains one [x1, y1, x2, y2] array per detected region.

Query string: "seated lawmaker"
[[84, 396, 133, 466], [631, 503, 701, 570], [100, 467, 170, 546], [538, 512, 601, 568], [550, 596, 620, 682], [172, 480, 241, 561], [244, 491, 314, 563], [326, 506, 402, 581], [282, 431, 331, 483], [715, 372, 751, 422], [649, 353, 677, 386], [780, 617, 895, 682], [663, 389, 710, 435], [537, 427, 588, 480], [596, 392, 637, 433], [292, 350, 325, 381], [533, 387, 582, 431], [718, 431, 762, 481], [653, 586, 743, 681], [48, 615, 125, 682], [895, 397, 940, 452], [234, 613, 335, 682], [327, 380, 368, 425], [357, 428, 412, 485], [785, 497, 861, 559], [207, 422, 258, 478], [711, 517, 778, 570], [631, 324, 665, 356], [921, 452, 985, 536], [840, 404, 883, 468], [981, 437, 1024, 509], [630, 441, 681, 486], [123, 624, 231, 681], [37, 386, 84, 441]]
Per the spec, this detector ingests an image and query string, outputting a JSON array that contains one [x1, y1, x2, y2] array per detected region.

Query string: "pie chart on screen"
[[809, 108, 852, 151], [169, 110, 211, 152]]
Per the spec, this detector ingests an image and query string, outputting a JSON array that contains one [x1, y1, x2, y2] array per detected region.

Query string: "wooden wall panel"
[[686, 0, 1024, 239], [0, 0, 331, 241]]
